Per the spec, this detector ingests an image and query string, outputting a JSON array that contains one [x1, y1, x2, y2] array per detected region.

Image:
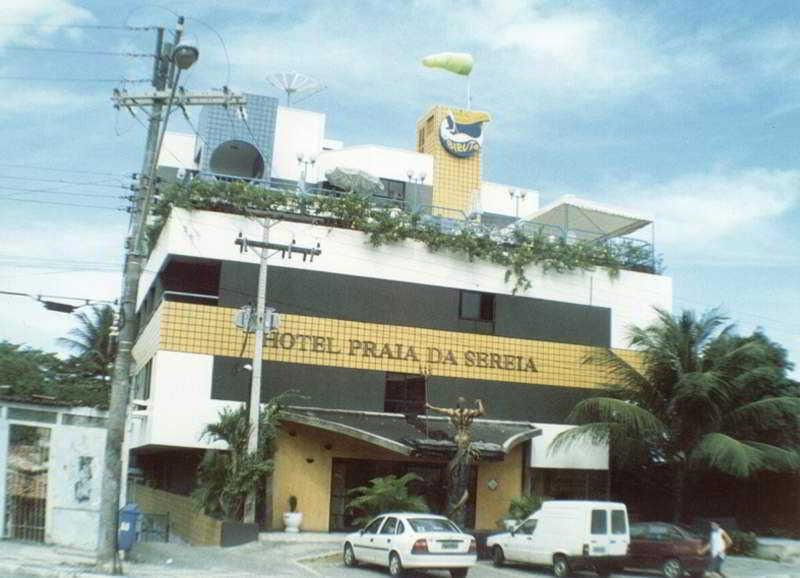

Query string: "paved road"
[[308, 554, 800, 578], [309, 557, 660, 578]]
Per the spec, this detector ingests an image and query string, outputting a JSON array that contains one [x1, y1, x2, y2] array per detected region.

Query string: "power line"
[[0, 198, 125, 211], [0, 163, 129, 177], [0, 289, 115, 304], [0, 175, 128, 188], [3, 46, 153, 58], [0, 187, 124, 200], [0, 22, 155, 31], [0, 76, 151, 83]]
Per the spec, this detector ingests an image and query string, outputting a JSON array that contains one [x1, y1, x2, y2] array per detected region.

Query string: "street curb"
[[0, 560, 118, 578]]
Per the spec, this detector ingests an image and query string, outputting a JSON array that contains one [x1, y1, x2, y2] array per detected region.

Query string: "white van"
[[486, 500, 630, 577]]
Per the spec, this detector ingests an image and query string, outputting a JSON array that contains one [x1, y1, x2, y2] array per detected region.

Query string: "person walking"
[[700, 521, 733, 578]]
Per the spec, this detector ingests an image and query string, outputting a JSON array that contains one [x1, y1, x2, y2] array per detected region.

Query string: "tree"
[[57, 304, 116, 382], [552, 308, 800, 522], [0, 340, 63, 395], [346, 473, 429, 528], [193, 393, 289, 521]]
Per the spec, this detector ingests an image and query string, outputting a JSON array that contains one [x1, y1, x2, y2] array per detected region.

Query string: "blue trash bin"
[[118, 503, 142, 552]]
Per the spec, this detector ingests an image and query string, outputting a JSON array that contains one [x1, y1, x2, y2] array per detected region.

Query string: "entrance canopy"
[[281, 406, 541, 460], [520, 195, 652, 242]]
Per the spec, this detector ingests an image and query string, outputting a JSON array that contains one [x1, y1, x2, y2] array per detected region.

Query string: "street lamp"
[[132, 44, 198, 254], [172, 44, 199, 70], [509, 188, 527, 219]]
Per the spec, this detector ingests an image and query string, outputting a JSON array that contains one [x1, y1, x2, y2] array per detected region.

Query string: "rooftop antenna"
[[266, 72, 325, 107]]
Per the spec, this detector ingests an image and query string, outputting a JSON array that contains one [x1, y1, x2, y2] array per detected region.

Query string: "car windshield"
[[407, 517, 460, 533]]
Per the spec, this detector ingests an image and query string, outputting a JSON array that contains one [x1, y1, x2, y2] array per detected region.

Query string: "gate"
[[5, 424, 51, 541]]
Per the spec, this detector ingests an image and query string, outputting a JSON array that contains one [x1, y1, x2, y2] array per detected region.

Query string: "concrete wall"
[[272, 107, 326, 182], [134, 351, 238, 450], [475, 444, 524, 530], [134, 484, 222, 545], [0, 404, 107, 551], [139, 208, 672, 349]]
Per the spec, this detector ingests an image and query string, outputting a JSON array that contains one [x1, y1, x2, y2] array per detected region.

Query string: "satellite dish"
[[266, 72, 325, 107]]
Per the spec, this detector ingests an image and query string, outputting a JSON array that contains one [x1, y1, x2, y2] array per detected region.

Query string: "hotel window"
[[459, 290, 495, 322], [384, 373, 426, 414], [132, 360, 152, 400]]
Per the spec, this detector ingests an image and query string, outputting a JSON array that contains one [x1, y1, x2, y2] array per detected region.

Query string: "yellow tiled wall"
[[416, 105, 484, 216], [159, 301, 636, 389]]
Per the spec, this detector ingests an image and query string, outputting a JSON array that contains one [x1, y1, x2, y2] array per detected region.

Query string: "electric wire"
[[0, 175, 129, 188], [0, 76, 151, 83], [0, 289, 115, 304], [0, 23, 155, 31], [3, 46, 153, 58], [0, 198, 125, 211], [0, 163, 129, 177]]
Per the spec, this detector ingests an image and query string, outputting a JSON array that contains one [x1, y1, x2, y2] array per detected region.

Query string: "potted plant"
[[283, 495, 303, 533]]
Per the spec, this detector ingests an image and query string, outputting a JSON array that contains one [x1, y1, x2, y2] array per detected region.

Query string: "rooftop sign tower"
[[419, 53, 489, 216]]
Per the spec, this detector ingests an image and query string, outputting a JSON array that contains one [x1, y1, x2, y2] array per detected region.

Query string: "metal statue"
[[426, 397, 485, 527]]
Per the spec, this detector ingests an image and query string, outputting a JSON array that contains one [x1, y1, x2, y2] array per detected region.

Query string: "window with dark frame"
[[459, 290, 495, 322], [377, 178, 406, 201], [384, 373, 426, 414]]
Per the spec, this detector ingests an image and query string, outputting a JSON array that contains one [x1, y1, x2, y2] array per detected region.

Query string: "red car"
[[627, 522, 707, 578]]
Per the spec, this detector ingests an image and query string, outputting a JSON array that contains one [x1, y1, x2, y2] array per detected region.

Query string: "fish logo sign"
[[439, 109, 491, 158]]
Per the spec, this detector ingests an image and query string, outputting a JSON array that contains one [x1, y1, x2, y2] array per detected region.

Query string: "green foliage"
[[728, 530, 759, 556], [149, 180, 661, 292], [0, 340, 109, 407], [552, 307, 800, 520], [288, 495, 298, 513], [57, 305, 116, 382], [508, 495, 543, 520], [0, 340, 63, 394], [193, 391, 295, 521], [346, 473, 429, 527]]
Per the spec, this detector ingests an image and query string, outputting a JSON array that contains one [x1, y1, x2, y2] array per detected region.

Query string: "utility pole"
[[99, 18, 244, 572], [234, 226, 320, 524]]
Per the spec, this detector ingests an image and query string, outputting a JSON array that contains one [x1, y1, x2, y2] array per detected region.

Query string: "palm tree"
[[58, 305, 116, 381], [193, 392, 294, 521], [347, 473, 429, 527], [552, 308, 800, 521]]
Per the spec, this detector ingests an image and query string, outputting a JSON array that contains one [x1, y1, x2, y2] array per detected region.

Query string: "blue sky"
[[0, 0, 798, 374]]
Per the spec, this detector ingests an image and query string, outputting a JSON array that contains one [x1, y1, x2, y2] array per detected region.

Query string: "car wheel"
[[553, 554, 571, 577], [661, 557, 683, 578], [492, 545, 505, 567], [343, 543, 357, 567], [388, 552, 404, 577], [450, 569, 468, 578]]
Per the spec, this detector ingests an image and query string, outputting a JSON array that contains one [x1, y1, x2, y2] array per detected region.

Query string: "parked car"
[[626, 522, 707, 578], [342, 512, 477, 578], [486, 500, 630, 577]]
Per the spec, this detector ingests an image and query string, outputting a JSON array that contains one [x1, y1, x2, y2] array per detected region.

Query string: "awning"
[[282, 406, 541, 460], [521, 195, 652, 241]]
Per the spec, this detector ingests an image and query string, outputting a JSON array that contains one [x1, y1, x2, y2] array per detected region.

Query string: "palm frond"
[[724, 397, 800, 432], [742, 441, 800, 472], [690, 433, 766, 477], [669, 371, 729, 426], [566, 397, 667, 437]]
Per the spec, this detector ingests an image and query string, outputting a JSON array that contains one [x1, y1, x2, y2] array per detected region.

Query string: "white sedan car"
[[343, 512, 477, 578]]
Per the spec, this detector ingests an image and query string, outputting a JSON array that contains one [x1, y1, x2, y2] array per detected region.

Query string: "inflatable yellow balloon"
[[422, 52, 474, 76]]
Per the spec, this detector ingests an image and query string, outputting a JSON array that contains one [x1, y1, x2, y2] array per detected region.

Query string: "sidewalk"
[[0, 538, 340, 578]]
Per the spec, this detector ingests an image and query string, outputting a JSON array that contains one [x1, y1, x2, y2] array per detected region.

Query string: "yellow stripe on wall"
[[160, 301, 639, 389]]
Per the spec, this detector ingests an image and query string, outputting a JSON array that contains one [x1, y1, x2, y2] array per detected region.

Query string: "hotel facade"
[[127, 94, 671, 532]]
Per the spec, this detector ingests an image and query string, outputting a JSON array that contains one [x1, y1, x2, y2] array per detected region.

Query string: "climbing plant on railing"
[[150, 180, 661, 292]]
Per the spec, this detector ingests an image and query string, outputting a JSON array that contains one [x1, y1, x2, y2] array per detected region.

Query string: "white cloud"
[[605, 167, 800, 264], [0, 0, 94, 47]]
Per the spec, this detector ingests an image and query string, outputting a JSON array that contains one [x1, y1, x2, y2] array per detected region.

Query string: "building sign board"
[[439, 109, 490, 158], [160, 302, 641, 389]]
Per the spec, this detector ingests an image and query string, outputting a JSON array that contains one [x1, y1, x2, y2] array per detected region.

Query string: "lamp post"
[[297, 153, 317, 193], [98, 27, 198, 572], [509, 188, 527, 219], [406, 169, 426, 211]]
